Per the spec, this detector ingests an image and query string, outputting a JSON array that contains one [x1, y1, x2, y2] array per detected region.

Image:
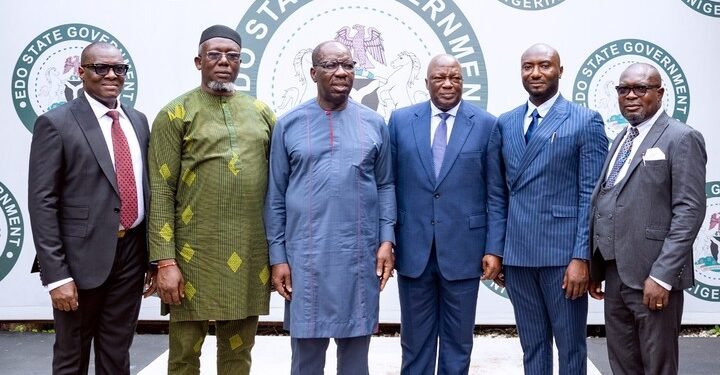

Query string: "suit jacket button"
[[431, 220, 436, 225], [114, 207, 120, 213], [434, 193, 440, 199]]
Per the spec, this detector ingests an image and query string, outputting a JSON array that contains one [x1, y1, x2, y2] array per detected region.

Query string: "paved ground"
[[1, 332, 717, 374]]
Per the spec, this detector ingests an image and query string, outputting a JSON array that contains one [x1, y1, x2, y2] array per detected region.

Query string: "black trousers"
[[52, 227, 146, 375]]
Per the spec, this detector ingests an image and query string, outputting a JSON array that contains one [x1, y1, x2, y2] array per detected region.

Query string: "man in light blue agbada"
[[264, 40, 396, 374]]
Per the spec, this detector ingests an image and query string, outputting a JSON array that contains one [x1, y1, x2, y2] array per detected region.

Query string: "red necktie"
[[107, 110, 138, 229]]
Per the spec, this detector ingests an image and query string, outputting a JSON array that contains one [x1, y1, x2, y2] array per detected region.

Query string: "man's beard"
[[207, 81, 235, 93]]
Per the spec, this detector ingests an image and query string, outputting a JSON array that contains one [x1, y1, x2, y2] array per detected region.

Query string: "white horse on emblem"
[[277, 48, 315, 114], [376, 51, 427, 120]]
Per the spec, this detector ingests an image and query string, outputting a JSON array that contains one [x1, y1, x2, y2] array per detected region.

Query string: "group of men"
[[27, 23, 706, 375]]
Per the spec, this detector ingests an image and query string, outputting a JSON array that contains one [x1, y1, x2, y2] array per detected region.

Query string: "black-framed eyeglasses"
[[204, 51, 242, 62], [314, 60, 357, 72], [615, 85, 661, 97], [81, 64, 130, 76]]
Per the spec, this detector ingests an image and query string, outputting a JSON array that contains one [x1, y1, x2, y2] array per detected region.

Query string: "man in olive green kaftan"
[[148, 25, 275, 375]]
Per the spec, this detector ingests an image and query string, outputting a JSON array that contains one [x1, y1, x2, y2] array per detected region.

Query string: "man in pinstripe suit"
[[486, 44, 607, 375]]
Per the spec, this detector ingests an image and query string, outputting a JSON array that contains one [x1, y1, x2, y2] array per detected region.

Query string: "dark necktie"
[[525, 109, 541, 143], [107, 110, 138, 229], [432, 112, 450, 178], [605, 126, 640, 188]]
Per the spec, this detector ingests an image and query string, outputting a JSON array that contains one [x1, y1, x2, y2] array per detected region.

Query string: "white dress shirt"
[[603, 108, 663, 185], [524, 91, 560, 133], [430, 100, 461, 145]]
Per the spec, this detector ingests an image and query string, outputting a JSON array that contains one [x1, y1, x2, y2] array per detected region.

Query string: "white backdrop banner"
[[1, 0, 718, 324]]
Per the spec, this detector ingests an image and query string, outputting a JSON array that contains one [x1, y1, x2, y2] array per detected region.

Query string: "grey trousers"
[[604, 261, 683, 375]]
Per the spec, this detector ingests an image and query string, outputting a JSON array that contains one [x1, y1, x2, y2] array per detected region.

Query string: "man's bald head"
[[80, 42, 121, 65], [425, 54, 463, 111], [312, 41, 351, 65], [617, 63, 665, 125], [520, 43, 563, 106], [619, 63, 662, 86], [521, 43, 560, 66]]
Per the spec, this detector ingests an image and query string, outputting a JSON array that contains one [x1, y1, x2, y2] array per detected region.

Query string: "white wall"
[[1, 0, 718, 324]]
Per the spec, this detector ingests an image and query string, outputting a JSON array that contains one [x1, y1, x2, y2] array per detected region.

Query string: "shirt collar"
[[525, 91, 560, 118], [84, 93, 125, 121], [430, 100, 461, 118], [631, 107, 664, 134]]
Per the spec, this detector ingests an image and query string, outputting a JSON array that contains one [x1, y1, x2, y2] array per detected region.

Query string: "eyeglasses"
[[314, 60, 357, 72], [615, 85, 661, 97], [204, 51, 242, 62], [81, 64, 129, 76]]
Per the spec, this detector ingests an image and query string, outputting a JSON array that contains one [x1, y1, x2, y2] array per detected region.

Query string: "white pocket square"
[[643, 147, 666, 161]]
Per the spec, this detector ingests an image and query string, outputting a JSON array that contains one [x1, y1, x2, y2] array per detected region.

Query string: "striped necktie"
[[605, 126, 640, 188]]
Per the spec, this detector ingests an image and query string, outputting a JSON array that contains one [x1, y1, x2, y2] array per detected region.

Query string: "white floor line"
[[139, 336, 602, 374]]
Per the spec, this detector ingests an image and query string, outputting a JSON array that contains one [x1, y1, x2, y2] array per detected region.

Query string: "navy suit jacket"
[[389, 100, 496, 280], [486, 95, 607, 267]]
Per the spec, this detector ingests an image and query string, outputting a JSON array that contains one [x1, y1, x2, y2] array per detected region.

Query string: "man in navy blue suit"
[[486, 44, 607, 375], [389, 54, 498, 374]]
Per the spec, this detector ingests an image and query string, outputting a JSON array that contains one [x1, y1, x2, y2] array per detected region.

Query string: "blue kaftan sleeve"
[[264, 118, 290, 265], [375, 120, 397, 245]]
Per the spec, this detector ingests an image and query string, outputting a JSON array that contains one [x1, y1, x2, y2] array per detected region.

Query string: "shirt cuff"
[[650, 276, 672, 291], [46, 277, 74, 292]]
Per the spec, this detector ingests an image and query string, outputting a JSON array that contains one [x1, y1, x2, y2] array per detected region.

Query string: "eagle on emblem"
[[335, 24, 386, 69], [64, 55, 81, 78]]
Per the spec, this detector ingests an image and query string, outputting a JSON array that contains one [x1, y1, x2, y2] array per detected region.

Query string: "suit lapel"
[[122, 104, 148, 162], [122, 104, 149, 201], [72, 94, 119, 194], [590, 126, 627, 204], [412, 103, 436, 184], [615, 112, 670, 194], [512, 96, 569, 188], [436, 102, 473, 187], [602, 129, 624, 178], [591, 127, 625, 201]]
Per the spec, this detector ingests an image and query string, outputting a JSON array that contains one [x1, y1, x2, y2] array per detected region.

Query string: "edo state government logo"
[[688, 182, 720, 302], [11, 24, 138, 133], [482, 278, 508, 299], [498, 0, 566, 10], [0, 182, 24, 283], [681, 0, 720, 17], [235, 0, 489, 122], [572, 39, 690, 143]]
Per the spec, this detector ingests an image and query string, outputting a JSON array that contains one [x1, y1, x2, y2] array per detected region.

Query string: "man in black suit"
[[28, 42, 150, 375]]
